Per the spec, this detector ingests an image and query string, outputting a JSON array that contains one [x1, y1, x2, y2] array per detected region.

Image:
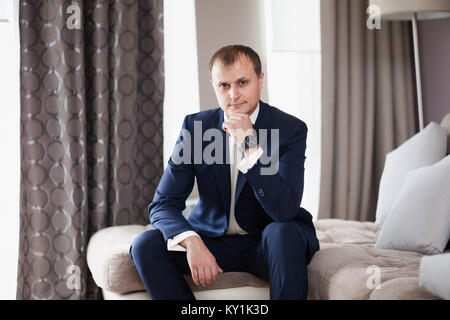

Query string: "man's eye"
[[239, 81, 247, 85], [219, 84, 228, 89]]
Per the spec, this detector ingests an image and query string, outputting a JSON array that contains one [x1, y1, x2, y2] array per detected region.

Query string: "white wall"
[[264, 0, 322, 220], [0, 0, 20, 299], [163, 0, 200, 167]]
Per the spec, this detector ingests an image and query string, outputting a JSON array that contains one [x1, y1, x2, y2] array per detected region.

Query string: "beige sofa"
[[86, 219, 445, 300], [87, 114, 450, 300]]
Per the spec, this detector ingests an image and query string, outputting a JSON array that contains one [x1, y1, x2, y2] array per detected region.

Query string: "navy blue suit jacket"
[[149, 100, 316, 247]]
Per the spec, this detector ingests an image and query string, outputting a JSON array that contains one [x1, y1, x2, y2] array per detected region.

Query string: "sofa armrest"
[[87, 224, 153, 293]]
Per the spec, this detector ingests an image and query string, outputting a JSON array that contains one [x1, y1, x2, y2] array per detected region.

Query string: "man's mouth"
[[229, 102, 245, 107]]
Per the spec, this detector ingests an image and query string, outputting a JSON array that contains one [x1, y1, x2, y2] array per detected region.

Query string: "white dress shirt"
[[167, 104, 264, 251]]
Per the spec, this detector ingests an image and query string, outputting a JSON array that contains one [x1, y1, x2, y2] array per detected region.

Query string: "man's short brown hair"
[[209, 45, 262, 78]]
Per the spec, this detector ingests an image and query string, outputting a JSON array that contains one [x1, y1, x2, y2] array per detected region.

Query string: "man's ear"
[[258, 71, 265, 89]]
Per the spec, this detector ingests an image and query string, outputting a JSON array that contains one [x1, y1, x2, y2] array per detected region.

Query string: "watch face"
[[239, 135, 258, 154], [246, 134, 257, 148]]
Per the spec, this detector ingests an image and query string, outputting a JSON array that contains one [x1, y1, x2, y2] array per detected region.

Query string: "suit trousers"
[[130, 220, 317, 300]]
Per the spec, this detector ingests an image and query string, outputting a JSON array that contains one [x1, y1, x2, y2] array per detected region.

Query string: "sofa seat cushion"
[[87, 224, 269, 294], [307, 243, 440, 299], [314, 219, 381, 246], [310, 219, 439, 299]]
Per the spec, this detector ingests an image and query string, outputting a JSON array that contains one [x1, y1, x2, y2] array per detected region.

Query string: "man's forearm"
[[245, 161, 304, 222], [179, 234, 202, 249], [167, 231, 200, 251]]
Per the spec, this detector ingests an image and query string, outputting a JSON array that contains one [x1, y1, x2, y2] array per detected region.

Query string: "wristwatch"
[[239, 134, 258, 154]]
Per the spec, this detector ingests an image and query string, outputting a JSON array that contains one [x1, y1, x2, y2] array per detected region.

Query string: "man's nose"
[[229, 85, 240, 101]]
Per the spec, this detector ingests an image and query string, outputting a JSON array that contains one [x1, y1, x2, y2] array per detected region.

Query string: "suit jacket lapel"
[[234, 171, 246, 207], [213, 110, 231, 216]]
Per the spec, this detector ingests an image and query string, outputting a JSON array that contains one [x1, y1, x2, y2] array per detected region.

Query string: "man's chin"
[[225, 102, 257, 115]]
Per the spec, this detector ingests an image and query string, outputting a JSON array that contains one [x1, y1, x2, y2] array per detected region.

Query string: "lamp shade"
[[369, 0, 450, 20], [0, 1, 12, 22]]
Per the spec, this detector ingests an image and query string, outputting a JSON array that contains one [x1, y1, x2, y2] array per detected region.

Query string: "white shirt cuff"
[[237, 146, 264, 174], [167, 231, 200, 252]]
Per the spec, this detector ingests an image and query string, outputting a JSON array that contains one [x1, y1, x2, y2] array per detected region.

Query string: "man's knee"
[[130, 229, 165, 263], [262, 221, 306, 251]]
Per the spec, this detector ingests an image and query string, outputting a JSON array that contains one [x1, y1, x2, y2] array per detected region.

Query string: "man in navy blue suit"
[[130, 45, 319, 300]]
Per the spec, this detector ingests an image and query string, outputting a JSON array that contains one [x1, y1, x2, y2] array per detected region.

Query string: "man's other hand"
[[180, 236, 223, 287]]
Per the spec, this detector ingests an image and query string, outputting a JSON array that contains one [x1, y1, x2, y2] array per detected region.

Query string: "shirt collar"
[[223, 102, 260, 125]]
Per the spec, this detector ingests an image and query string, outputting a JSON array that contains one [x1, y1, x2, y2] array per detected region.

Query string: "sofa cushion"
[[310, 219, 440, 299], [183, 272, 269, 292], [307, 243, 439, 300], [376, 155, 450, 255], [368, 277, 438, 300], [375, 122, 447, 225], [87, 224, 269, 294]]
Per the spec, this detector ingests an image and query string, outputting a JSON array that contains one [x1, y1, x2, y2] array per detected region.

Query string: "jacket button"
[[258, 188, 264, 196]]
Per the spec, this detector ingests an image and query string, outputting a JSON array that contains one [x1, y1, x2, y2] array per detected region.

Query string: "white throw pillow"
[[375, 122, 447, 225], [376, 155, 450, 255], [419, 253, 450, 300]]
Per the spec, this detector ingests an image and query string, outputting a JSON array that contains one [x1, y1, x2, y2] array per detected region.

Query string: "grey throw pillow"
[[375, 122, 447, 225], [376, 155, 450, 255]]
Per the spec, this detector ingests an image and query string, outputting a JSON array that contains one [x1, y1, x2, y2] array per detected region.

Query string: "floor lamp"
[[369, 0, 450, 130]]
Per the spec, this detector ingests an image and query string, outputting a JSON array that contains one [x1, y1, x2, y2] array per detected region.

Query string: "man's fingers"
[[204, 267, 213, 286], [223, 120, 237, 129], [211, 265, 219, 281], [229, 113, 248, 119], [198, 267, 206, 287], [231, 112, 248, 116], [191, 266, 199, 286]]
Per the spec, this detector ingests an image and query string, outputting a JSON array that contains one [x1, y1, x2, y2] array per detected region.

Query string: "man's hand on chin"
[[180, 236, 223, 287], [222, 112, 254, 147]]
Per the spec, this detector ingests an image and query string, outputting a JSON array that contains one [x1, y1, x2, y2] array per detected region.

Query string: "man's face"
[[210, 55, 264, 117]]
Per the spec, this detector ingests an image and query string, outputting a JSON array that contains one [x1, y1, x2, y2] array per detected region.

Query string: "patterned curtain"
[[17, 0, 164, 299], [318, 0, 416, 221]]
